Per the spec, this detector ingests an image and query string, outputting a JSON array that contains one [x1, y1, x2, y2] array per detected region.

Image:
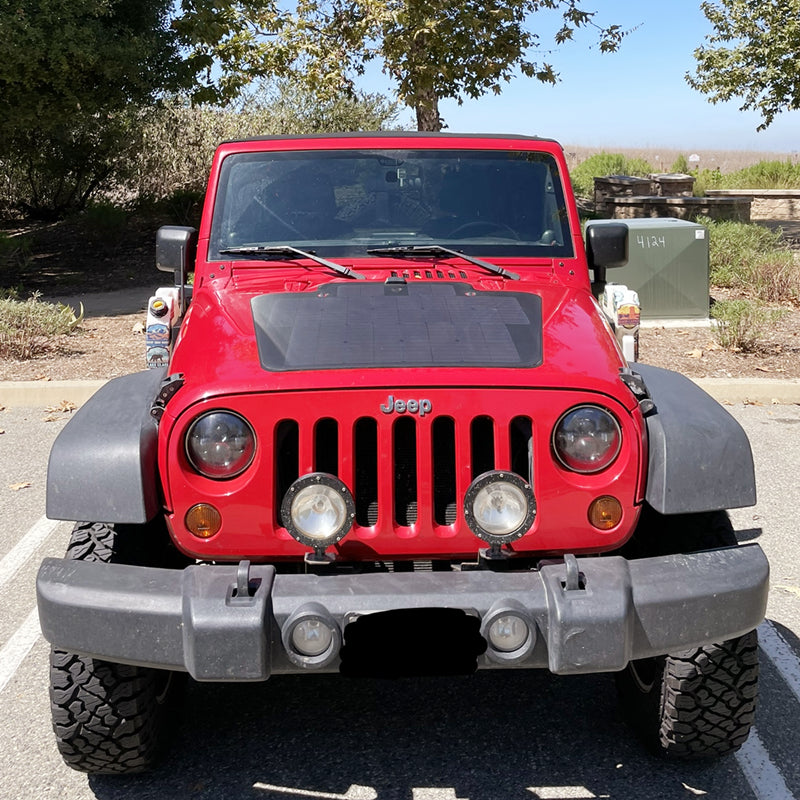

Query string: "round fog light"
[[488, 614, 530, 653], [464, 471, 536, 544], [291, 618, 334, 657], [588, 495, 623, 530], [281, 604, 341, 668], [281, 473, 355, 549]]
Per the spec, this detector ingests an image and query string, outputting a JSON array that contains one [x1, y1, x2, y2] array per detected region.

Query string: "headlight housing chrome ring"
[[280, 472, 356, 550], [552, 404, 622, 474], [463, 471, 536, 545]]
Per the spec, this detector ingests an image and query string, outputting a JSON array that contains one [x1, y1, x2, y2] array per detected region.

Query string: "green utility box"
[[585, 218, 709, 320]]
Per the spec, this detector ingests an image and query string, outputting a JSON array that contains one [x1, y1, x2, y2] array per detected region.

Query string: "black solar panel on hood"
[[251, 282, 543, 372]]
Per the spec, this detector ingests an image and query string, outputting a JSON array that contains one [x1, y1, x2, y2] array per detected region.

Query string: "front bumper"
[[36, 544, 769, 680]]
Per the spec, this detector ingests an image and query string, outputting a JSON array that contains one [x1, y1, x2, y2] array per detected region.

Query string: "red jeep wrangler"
[[38, 133, 768, 773]]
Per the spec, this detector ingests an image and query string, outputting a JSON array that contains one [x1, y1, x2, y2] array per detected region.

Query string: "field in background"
[[563, 145, 799, 173]]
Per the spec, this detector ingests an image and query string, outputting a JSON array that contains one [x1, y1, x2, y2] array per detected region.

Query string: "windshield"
[[209, 148, 574, 260]]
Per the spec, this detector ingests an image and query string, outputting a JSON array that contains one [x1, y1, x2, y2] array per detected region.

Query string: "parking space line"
[[0, 608, 41, 694], [759, 620, 800, 705], [735, 727, 794, 800], [0, 516, 60, 590]]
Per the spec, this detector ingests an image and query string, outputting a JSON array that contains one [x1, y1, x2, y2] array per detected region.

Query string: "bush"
[[670, 154, 690, 174], [0, 294, 83, 360], [699, 217, 798, 301], [711, 299, 787, 351], [570, 152, 654, 198]]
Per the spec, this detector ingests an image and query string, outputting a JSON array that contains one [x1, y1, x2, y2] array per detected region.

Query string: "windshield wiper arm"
[[219, 245, 364, 280], [366, 245, 519, 280]]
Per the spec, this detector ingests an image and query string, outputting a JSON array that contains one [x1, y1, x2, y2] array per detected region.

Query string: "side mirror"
[[156, 226, 197, 315], [586, 222, 628, 270], [585, 222, 628, 296]]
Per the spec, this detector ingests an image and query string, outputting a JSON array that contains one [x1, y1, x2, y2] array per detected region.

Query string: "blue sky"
[[376, 1, 800, 153]]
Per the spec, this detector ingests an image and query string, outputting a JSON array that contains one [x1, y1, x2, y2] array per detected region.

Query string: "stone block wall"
[[705, 190, 800, 221]]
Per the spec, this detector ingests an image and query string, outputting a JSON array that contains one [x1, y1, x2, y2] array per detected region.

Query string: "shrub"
[[699, 216, 793, 296], [670, 154, 690, 174], [570, 152, 654, 198], [748, 250, 800, 304], [710, 299, 787, 351], [0, 294, 83, 360], [82, 202, 130, 242]]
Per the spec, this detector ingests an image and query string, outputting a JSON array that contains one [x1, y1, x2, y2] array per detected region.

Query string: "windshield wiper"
[[219, 245, 365, 280], [366, 245, 519, 280]]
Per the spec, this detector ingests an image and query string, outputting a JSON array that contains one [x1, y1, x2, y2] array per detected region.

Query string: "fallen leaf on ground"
[[34, 375, 51, 381], [9, 482, 31, 491], [686, 349, 703, 358], [681, 784, 707, 796], [132, 321, 145, 334], [44, 400, 77, 413], [756, 366, 771, 372], [744, 399, 763, 406]]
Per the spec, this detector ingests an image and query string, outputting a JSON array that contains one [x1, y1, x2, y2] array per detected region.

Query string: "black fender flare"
[[46, 369, 166, 524], [634, 363, 756, 514]]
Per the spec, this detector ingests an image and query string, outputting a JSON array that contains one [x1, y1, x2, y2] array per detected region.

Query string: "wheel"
[[49, 521, 186, 774], [615, 508, 759, 758]]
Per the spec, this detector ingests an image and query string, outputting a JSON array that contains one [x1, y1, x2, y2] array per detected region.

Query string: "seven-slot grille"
[[272, 410, 533, 533]]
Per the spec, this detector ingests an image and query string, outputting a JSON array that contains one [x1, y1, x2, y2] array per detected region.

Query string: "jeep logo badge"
[[380, 395, 432, 417]]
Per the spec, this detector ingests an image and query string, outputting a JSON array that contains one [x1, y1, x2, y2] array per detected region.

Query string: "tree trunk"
[[414, 89, 442, 131]]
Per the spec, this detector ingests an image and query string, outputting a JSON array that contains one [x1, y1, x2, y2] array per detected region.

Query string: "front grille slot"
[[314, 418, 338, 475], [432, 417, 457, 525], [510, 416, 533, 483], [354, 417, 378, 526], [274, 420, 299, 526], [393, 417, 418, 526], [470, 416, 495, 478]]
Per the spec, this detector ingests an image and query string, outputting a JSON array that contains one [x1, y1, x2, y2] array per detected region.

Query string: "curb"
[[0, 380, 107, 408], [1, 377, 799, 409]]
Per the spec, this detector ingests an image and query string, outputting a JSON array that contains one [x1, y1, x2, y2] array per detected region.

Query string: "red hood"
[[168, 276, 634, 411]]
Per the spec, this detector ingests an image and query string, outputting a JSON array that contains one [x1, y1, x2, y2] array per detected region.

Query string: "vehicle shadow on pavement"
[[87, 669, 751, 800]]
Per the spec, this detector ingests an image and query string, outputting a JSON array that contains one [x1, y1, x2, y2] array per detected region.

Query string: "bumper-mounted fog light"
[[281, 472, 356, 561], [481, 600, 536, 663], [464, 471, 536, 553], [281, 603, 341, 669]]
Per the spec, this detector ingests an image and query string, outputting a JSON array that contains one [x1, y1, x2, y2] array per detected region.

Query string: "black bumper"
[[36, 545, 769, 680]]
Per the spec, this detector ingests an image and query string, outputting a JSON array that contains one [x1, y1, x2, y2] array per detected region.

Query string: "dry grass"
[[563, 145, 799, 174]]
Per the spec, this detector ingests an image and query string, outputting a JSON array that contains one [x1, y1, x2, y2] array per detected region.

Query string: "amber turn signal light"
[[185, 503, 222, 538], [588, 496, 622, 530]]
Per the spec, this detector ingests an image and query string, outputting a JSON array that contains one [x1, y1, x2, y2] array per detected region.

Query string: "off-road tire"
[[49, 521, 184, 774], [616, 508, 759, 759]]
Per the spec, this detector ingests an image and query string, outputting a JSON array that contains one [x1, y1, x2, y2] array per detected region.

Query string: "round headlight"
[[464, 471, 536, 544], [281, 473, 356, 548], [552, 405, 621, 474], [186, 411, 256, 479]]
